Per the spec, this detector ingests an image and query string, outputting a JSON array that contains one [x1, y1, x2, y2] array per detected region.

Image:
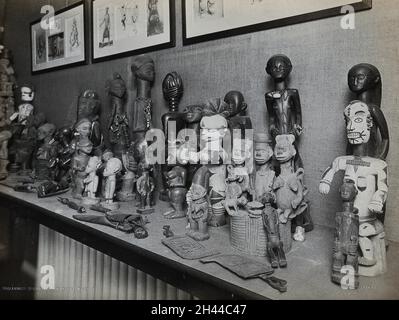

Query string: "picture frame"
[[30, 1, 88, 74], [182, 0, 372, 45], [92, 0, 175, 63]]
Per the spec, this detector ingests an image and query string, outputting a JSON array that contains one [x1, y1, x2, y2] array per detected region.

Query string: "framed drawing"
[[182, 0, 372, 45], [92, 0, 175, 63], [30, 1, 87, 74]]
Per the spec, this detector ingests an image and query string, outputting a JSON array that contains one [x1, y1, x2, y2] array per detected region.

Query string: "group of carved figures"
[[0, 46, 390, 290]]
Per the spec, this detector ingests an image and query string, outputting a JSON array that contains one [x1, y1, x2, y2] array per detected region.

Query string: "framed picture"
[[182, 0, 372, 45], [92, 0, 175, 63], [30, 1, 87, 74]]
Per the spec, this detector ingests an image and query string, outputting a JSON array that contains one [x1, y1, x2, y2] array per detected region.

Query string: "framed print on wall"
[[30, 1, 87, 74], [92, 0, 175, 63], [182, 0, 372, 45]]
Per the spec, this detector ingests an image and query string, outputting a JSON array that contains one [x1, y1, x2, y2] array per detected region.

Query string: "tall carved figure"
[[320, 100, 388, 278], [161, 71, 186, 202], [265, 54, 313, 234], [106, 73, 129, 159]]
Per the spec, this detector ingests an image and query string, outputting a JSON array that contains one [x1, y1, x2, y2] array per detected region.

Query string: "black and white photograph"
[[47, 32, 65, 61], [92, 0, 174, 62], [30, 1, 87, 73], [2, 0, 399, 309], [65, 15, 83, 57], [34, 29, 46, 64]]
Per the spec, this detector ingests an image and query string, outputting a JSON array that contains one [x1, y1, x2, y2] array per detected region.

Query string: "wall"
[[3, 0, 399, 242]]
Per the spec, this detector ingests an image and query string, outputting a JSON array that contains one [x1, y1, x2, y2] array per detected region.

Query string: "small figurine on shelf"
[[136, 163, 155, 215], [331, 179, 359, 289], [261, 192, 287, 269], [101, 150, 123, 210], [223, 91, 252, 136], [76, 89, 103, 156], [187, 166, 210, 241], [198, 114, 229, 227], [273, 134, 308, 251], [320, 100, 388, 277], [253, 133, 275, 203], [106, 73, 130, 159], [8, 85, 38, 174], [71, 137, 93, 199], [164, 166, 187, 219], [32, 123, 58, 181], [0, 111, 11, 180], [82, 156, 102, 206], [117, 142, 138, 202]]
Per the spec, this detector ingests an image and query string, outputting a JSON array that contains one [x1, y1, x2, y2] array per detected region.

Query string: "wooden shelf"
[[1, 181, 399, 300]]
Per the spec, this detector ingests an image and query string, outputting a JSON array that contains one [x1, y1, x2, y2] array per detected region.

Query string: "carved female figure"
[[71, 138, 93, 199], [33, 123, 58, 181], [101, 152, 123, 210]]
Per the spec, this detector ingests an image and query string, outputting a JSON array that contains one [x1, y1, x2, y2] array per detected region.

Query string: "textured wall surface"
[[3, 0, 399, 242]]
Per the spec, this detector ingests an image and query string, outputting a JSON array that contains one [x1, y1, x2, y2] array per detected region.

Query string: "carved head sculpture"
[[224, 91, 248, 118], [104, 157, 123, 176], [254, 132, 273, 165], [17, 103, 34, 122], [344, 100, 373, 145], [232, 138, 251, 166], [200, 114, 228, 143], [183, 105, 204, 124], [340, 179, 358, 203], [131, 55, 155, 83], [274, 134, 296, 163], [266, 54, 293, 82], [37, 123, 56, 142], [74, 118, 92, 139], [162, 72, 184, 111], [20, 85, 35, 102], [77, 138, 93, 155], [202, 98, 229, 118], [77, 89, 100, 121], [85, 156, 102, 174], [106, 73, 127, 99], [102, 149, 114, 162], [165, 166, 187, 188], [348, 63, 381, 95]]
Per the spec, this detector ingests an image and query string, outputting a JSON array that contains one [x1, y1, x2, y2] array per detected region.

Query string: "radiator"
[[35, 225, 193, 300]]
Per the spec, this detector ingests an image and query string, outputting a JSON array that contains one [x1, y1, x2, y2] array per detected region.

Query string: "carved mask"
[[21, 86, 35, 102], [344, 101, 373, 145], [274, 134, 296, 163], [18, 103, 34, 122], [254, 142, 273, 165]]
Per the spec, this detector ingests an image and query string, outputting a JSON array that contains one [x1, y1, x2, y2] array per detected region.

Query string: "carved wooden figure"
[[76, 89, 103, 156], [71, 133, 93, 200], [117, 142, 138, 202], [106, 73, 129, 159], [136, 164, 155, 215], [82, 156, 102, 206], [261, 193, 287, 269], [0, 107, 11, 180], [33, 123, 58, 181], [101, 151, 123, 210], [160, 71, 186, 201], [320, 100, 388, 277], [8, 85, 37, 173], [187, 166, 210, 241], [199, 114, 229, 227], [273, 134, 308, 250], [164, 166, 187, 219], [348, 64, 389, 160], [331, 179, 360, 289], [253, 133, 275, 203]]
